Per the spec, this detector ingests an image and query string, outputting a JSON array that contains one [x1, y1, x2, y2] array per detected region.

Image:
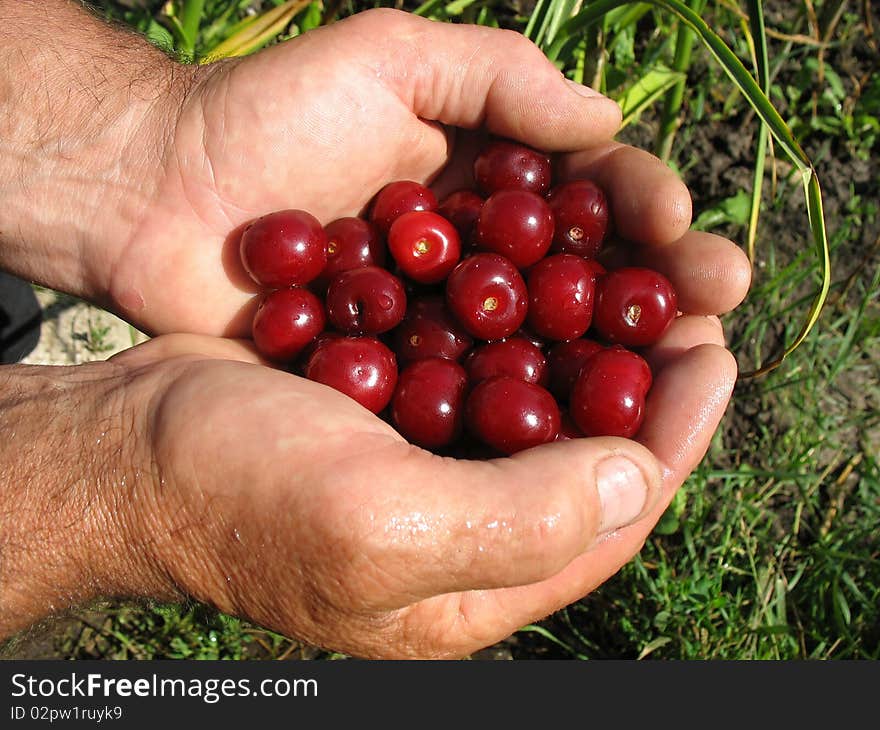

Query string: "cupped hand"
[[109, 8, 625, 336], [109, 219, 748, 659], [95, 7, 754, 658]]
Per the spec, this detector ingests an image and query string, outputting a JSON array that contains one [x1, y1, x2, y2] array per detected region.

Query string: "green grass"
[[18, 0, 878, 660]]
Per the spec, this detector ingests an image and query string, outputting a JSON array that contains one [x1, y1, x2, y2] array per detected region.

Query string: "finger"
[[557, 143, 692, 245], [342, 436, 662, 609], [395, 343, 737, 657], [641, 314, 725, 372], [342, 9, 622, 150], [633, 230, 753, 315]]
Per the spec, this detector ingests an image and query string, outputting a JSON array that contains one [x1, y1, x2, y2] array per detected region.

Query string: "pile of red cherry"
[[240, 139, 677, 457]]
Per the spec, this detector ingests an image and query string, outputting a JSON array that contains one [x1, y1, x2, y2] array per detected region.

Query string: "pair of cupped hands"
[[56, 9, 751, 658]]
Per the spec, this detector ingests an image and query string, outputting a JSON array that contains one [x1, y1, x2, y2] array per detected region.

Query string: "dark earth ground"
[[3, 1, 878, 660]]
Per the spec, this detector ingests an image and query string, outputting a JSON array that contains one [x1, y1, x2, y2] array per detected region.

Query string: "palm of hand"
[[101, 9, 753, 658], [114, 17, 458, 337]]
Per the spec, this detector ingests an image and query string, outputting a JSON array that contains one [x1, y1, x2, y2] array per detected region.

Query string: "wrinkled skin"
[[3, 8, 752, 658]]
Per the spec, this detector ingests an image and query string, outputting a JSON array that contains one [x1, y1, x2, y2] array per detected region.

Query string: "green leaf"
[[692, 190, 752, 231], [637, 636, 672, 660], [653, 487, 687, 535], [145, 19, 176, 54], [299, 1, 324, 32], [444, 0, 481, 16], [615, 65, 685, 129], [413, 0, 446, 18], [200, 0, 309, 62]]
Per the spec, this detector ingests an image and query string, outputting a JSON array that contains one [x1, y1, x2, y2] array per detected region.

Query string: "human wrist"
[[0, 0, 197, 307], [0, 359, 173, 637]]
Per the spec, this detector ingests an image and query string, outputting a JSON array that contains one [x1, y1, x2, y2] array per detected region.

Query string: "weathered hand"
[[107, 8, 624, 335], [95, 305, 734, 660], [0, 4, 753, 659]]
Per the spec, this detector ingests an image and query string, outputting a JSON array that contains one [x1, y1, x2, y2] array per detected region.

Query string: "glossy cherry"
[[318, 217, 386, 287], [465, 376, 560, 455], [592, 267, 677, 347], [584, 258, 607, 279], [445, 253, 528, 341], [526, 253, 596, 341], [391, 296, 473, 365], [295, 330, 343, 373], [473, 140, 552, 196], [476, 190, 554, 269], [325, 266, 406, 335], [240, 209, 327, 289], [251, 287, 326, 362], [304, 336, 398, 414], [391, 358, 469, 449], [370, 180, 437, 234], [464, 338, 548, 386], [570, 348, 652, 438], [546, 338, 605, 401], [437, 190, 484, 244], [547, 179, 610, 259], [388, 211, 461, 284]]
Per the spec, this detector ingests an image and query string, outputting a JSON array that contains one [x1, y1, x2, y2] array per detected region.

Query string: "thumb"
[[340, 9, 622, 151], [359, 436, 661, 609]]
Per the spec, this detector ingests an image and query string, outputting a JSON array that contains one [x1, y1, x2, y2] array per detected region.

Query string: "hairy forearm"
[[0, 360, 165, 637], [0, 0, 189, 304]]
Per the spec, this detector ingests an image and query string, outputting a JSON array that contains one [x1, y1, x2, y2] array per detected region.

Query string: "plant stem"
[[655, 0, 706, 162], [179, 0, 206, 61]]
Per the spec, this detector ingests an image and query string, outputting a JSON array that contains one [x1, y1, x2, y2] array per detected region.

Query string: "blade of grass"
[[524, 0, 555, 43], [605, 2, 653, 31], [618, 65, 686, 128], [745, 0, 771, 265], [655, 0, 707, 162], [200, 0, 309, 62], [412, 0, 447, 17], [547, 0, 831, 376], [178, 0, 206, 61]]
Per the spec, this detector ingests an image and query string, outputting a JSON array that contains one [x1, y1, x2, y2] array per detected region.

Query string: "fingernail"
[[596, 456, 649, 533], [565, 79, 603, 98]]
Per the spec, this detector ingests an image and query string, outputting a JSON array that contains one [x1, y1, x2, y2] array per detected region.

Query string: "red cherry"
[[391, 296, 473, 365], [476, 190, 554, 269], [251, 287, 326, 362], [325, 266, 406, 335], [437, 190, 484, 244], [370, 180, 437, 234], [547, 180, 610, 259], [584, 258, 607, 279], [546, 338, 605, 401], [391, 358, 469, 449], [240, 209, 328, 288], [318, 217, 385, 287], [526, 253, 596, 341], [570, 348, 652, 438], [388, 211, 461, 284], [473, 140, 552, 196], [465, 376, 560, 455], [445, 253, 528, 341], [305, 336, 397, 414], [592, 267, 677, 347], [295, 330, 343, 373], [464, 339, 548, 386]]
